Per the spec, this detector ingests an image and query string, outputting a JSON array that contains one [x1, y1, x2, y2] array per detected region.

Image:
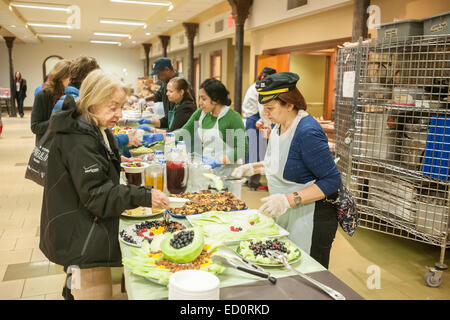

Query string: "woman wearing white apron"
[[232, 72, 341, 268], [173, 78, 248, 169]]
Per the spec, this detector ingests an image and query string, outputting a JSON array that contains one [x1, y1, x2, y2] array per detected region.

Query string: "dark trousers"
[[15, 95, 24, 116], [310, 199, 338, 269]]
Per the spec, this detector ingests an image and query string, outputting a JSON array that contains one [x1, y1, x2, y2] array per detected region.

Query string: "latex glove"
[[259, 194, 291, 218], [202, 155, 222, 169], [137, 125, 152, 132], [142, 133, 164, 146], [135, 118, 152, 125], [231, 163, 254, 178]]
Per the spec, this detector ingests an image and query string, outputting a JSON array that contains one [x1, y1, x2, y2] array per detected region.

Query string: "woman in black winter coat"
[[14, 72, 27, 117], [40, 69, 169, 300], [30, 59, 71, 144]]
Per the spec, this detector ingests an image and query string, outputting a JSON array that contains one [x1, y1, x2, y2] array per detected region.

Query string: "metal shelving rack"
[[335, 35, 450, 287]]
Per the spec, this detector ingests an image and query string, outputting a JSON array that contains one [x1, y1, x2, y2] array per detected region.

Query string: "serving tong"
[[213, 246, 277, 284], [265, 250, 345, 300]]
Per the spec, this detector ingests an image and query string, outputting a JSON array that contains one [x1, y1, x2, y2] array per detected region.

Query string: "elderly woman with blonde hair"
[[40, 69, 169, 300]]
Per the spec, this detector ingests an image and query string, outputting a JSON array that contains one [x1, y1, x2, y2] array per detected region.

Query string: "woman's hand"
[[231, 163, 254, 178], [127, 132, 142, 147], [120, 156, 142, 163], [259, 194, 291, 218], [151, 189, 169, 210]]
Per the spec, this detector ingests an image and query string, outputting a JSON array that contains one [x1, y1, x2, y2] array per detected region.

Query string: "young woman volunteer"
[[174, 78, 248, 168], [40, 69, 169, 300], [232, 72, 341, 268]]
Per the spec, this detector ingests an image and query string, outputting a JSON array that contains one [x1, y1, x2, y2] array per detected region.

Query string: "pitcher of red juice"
[[166, 147, 189, 194]]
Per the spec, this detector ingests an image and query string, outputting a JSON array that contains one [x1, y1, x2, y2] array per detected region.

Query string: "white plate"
[[168, 197, 190, 209], [120, 161, 149, 173], [121, 207, 164, 218], [186, 209, 290, 245]]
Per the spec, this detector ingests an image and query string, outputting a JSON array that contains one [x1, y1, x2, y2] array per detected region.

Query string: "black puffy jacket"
[[40, 95, 152, 269]]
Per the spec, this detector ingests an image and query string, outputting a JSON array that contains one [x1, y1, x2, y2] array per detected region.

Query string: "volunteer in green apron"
[[174, 78, 248, 168], [232, 73, 341, 268]]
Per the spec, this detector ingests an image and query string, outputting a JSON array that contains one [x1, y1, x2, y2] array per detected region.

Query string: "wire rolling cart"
[[335, 34, 450, 287]]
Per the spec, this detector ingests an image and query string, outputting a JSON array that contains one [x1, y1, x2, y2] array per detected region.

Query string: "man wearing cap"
[[242, 67, 276, 190], [135, 57, 195, 130], [232, 72, 342, 269]]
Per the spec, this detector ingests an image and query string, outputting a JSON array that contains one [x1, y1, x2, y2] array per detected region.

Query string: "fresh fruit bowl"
[[120, 161, 149, 173]]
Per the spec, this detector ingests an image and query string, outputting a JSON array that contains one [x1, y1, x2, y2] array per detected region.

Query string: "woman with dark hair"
[[232, 72, 341, 269], [31, 59, 71, 143], [137, 77, 196, 133], [174, 78, 248, 167], [14, 71, 27, 117]]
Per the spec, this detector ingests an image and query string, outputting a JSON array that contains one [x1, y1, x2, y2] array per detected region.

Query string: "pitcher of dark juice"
[[166, 147, 189, 194]]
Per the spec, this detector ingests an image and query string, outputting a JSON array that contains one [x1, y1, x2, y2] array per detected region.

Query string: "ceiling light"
[[145, 32, 151, 36], [100, 19, 147, 27], [27, 22, 72, 29], [168, 4, 174, 11], [167, 19, 174, 22], [10, 1, 70, 12], [38, 34, 72, 39], [94, 32, 130, 38], [10, 25, 17, 28], [91, 40, 121, 45], [110, 0, 170, 6]]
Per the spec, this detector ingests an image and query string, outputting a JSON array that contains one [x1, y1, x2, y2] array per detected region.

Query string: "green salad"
[[238, 238, 301, 265]]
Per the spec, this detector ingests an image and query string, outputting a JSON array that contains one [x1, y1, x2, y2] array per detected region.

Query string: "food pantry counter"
[[119, 215, 363, 300]]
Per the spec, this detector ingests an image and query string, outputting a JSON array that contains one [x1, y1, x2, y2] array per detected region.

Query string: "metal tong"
[[212, 255, 277, 284], [266, 250, 346, 300]]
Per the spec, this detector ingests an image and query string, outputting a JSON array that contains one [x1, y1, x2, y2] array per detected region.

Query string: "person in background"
[[14, 71, 27, 118], [174, 78, 248, 169], [31, 59, 72, 144], [242, 67, 276, 190], [40, 69, 169, 300], [135, 57, 194, 130], [52, 56, 100, 112], [232, 72, 341, 269], [138, 77, 196, 133]]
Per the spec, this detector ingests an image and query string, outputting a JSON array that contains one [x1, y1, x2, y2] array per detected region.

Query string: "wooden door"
[[255, 53, 290, 80]]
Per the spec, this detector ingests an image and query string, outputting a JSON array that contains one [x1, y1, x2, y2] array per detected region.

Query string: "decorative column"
[[142, 43, 152, 77], [158, 35, 170, 57], [182, 23, 199, 88], [352, 0, 370, 41], [4, 36, 17, 117], [228, 0, 253, 114]]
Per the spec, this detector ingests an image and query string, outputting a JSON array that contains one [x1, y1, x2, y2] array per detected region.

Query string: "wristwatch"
[[293, 191, 302, 205]]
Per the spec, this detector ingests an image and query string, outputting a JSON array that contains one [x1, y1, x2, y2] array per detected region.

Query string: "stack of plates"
[[168, 270, 220, 300]]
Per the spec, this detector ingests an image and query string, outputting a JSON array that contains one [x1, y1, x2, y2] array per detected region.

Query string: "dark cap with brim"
[[255, 72, 299, 104], [150, 57, 173, 76]]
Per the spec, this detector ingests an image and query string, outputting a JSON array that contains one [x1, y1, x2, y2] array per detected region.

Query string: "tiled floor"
[[0, 111, 449, 300]]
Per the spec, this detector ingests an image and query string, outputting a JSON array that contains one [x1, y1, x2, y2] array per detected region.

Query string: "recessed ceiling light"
[[145, 32, 151, 36], [167, 19, 174, 22], [168, 4, 174, 11], [27, 22, 72, 29], [94, 32, 130, 38], [132, 41, 136, 44], [10, 1, 70, 12], [10, 25, 17, 28], [110, 0, 170, 6], [100, 19, 147, 27], [91, 40, 121, 45], [38, 34, 72, 39]]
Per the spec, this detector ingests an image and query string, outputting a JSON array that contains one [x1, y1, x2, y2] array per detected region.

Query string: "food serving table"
[[118, 215, 363, 300]]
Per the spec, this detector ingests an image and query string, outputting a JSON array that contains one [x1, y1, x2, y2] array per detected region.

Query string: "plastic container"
[[422, 11, 450, 36], [422, 116, 450, 181], [377, 19, 423, 40], [168, 270, 220, 300]]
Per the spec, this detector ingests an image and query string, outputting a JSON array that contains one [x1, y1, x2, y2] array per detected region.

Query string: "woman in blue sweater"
[[232, 72, 341, 268]]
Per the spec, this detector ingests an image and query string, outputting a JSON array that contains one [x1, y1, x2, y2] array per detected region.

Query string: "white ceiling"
[[0, 0, 224, 47]]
